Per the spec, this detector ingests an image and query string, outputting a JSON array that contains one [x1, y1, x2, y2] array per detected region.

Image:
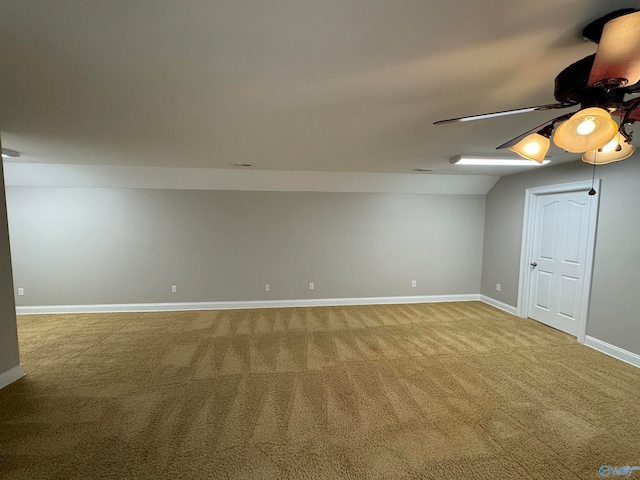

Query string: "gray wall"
[[481, 156, 640, 355], [6, 188, 486, 305], [0, 161, 20, 377]]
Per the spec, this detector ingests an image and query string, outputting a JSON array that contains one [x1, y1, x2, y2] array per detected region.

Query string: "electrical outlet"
[[171, 285, 177, 293], [265, 284, 270, 292], [309, 282, 314, 290], [17, 288, 24, 296], [411, 280, 417, 288], [496, 283, 501, 292]]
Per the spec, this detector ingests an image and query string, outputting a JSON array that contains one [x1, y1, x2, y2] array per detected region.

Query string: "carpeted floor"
[[1, 302, 639, 479]]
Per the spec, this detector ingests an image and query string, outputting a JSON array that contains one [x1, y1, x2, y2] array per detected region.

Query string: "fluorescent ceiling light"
[[451, 155, 550, 166], [1, 148, 20, 158]]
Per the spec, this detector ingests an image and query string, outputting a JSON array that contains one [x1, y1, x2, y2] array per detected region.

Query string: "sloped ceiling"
[[0, 0, 637, 179]]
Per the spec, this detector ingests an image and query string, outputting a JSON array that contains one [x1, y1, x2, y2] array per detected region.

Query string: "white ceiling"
[[0, 0, 637, 177]]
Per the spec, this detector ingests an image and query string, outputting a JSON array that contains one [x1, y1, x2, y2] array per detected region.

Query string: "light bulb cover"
[[576, 117, 596, 135], [553, 107, 618, 153], [582, 133, 635, 164], [600, 138, 618, 153], [509, 133, 551, 163]]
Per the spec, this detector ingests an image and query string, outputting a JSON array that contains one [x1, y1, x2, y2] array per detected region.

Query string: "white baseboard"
[[0, 365, 25, 390], [479, 295, 518, 316], [584, 336, 640, 369], [16, 294, 482, 315]]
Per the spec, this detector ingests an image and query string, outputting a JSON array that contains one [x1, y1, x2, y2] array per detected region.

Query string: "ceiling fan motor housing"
[[554, 55, 594, 104], [554, 55, 627, 110]]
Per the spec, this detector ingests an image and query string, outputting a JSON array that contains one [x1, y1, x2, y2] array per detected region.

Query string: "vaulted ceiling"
[[1, 0, 637, 177]]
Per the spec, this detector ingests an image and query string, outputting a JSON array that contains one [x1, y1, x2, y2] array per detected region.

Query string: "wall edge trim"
[[15, 294, 482, 315], [3, 163, 499, 195], [584, 336, 640, 369], [0, 365, 25, 390], [479, 295, 518, 316]]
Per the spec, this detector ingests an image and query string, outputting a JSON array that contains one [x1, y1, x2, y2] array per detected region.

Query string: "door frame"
[[516, 179, 601, 343]]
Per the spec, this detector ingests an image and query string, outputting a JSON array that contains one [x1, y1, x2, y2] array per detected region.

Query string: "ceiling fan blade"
[[433, 103, 574, 125], [588, 10, 640, 89], [495, 112, 575, 150]]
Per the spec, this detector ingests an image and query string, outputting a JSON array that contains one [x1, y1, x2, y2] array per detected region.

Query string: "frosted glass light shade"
[[509, 133, 550, 163], [588, 11, 640, 88], [582, 133, 635, 164], [553, 107, 618, 153]]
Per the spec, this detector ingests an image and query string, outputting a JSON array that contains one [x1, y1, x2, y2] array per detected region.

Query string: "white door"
[[528, 190, 593, 336]]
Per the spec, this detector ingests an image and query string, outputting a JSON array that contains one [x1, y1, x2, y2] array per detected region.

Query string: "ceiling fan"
[[434, 9, 640, 165]]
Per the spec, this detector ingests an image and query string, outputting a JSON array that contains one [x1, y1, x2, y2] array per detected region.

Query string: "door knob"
[[530, 262, 538, 267]]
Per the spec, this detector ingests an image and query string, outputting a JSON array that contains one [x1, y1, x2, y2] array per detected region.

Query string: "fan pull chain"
[[588, 150, 597, 196]]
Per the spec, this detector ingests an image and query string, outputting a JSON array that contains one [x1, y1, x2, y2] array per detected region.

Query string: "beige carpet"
[[1, 302, 639, 479]]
